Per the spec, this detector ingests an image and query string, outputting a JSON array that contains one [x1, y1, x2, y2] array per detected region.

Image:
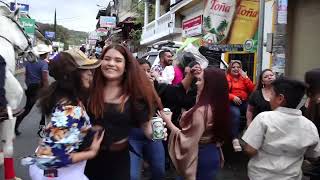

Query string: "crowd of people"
[[0, 42, 320, 180]]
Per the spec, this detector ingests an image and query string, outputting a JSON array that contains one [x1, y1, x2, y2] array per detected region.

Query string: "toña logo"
[[237, 5, 258, 17], [210, 0, 232, 13]]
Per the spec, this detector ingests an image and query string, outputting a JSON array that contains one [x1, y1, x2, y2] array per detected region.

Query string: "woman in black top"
[[85, 44, 161, 180], [246, 69, 275, 127], [304, 68, 320, 180]]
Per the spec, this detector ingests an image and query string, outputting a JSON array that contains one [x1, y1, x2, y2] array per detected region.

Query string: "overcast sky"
[[6, 0, 110, 32]]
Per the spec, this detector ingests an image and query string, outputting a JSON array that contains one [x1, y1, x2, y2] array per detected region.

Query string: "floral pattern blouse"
[[34, 104, 91, 169]]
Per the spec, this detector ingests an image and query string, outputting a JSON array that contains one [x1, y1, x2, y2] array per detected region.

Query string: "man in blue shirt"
[[15, 44, 50, 135]]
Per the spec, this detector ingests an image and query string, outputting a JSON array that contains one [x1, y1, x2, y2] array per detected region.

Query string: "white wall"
[[288, 0, 320, 80], [262, 0, 275, 70]]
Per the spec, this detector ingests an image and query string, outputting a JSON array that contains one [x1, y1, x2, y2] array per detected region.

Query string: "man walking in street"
[[15, 44, 50, 135], [151, 49, 175, 84]]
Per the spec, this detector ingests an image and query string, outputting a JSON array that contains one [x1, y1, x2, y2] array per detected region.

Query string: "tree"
[[37, 22, 87, 48], [204, 16, 212, 30], [129, 0, 155, 51]]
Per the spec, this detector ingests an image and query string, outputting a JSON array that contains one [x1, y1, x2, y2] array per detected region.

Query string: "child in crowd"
[[242, 77, 320, 180]]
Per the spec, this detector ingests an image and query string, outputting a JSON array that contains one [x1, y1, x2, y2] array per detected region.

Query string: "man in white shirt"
[[151, 49, 174, 84], [242, 77, 320, 180]]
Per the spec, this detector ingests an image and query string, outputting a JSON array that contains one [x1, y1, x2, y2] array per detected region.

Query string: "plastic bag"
[[177, 43, 208, 69]]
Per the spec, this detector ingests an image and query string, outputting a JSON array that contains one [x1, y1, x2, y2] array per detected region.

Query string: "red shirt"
[[226, 74, 255, 101]]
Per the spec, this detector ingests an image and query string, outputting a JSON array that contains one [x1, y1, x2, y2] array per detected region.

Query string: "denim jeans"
[[0, 56, 7, 107], [230, 102, 248, 138], [129, 128, 165, 180], [176, 144, 220, 180]]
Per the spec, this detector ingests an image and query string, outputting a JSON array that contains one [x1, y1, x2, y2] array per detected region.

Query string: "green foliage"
[[204, 16, 211, 29], [209, 27, 217, 34], [129, 0, 155, 49], [217, 20, 228, 34], [129, 29, 142, 41], [130, 0, 155, 25], [36, 22, 87, 47]]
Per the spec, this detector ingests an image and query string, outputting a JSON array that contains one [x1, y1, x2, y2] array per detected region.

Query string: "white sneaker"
[[232, 138, 242, 152]]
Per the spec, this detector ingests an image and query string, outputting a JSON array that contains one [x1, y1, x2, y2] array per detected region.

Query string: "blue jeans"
[[230, 102, 248, 138], [129, 128, 165, 180], [0, 56, 7, 107], [176, 144, 220, 180]]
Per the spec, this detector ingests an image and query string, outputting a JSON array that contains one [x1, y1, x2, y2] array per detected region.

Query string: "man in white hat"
[[15, 44, 51, 135]]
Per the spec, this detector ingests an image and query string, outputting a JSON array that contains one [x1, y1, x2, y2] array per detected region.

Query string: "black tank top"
[[90, 99, 149, 148]]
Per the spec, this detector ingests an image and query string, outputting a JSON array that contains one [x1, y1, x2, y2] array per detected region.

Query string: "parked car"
[[141, 40, 182, 66]]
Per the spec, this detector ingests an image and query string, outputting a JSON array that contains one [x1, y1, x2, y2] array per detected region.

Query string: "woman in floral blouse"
[[29, 49, 104, 180]]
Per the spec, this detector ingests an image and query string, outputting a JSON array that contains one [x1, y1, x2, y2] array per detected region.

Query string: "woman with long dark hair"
[[84, 44, 162, 179], [246, 69, 275, 126], [29, 49, 104, 180], [159, 67, 231, 180], [304, 68, 320, 180]]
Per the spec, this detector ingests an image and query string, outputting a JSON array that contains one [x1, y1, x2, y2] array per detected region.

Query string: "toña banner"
[[203, 0, 259, 52]]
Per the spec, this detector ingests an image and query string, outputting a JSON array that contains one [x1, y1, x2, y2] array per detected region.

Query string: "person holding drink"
[[159, 67, 231, 180], [85, 44, 166, 180]]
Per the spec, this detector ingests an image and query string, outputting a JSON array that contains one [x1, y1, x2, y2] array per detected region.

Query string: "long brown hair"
[[182, 67, 231, 142], [305, 68, 320, 123], [88, 44, 156, 119]]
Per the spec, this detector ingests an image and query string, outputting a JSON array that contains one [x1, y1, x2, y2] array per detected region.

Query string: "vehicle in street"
[[142, 40, 182, 67]]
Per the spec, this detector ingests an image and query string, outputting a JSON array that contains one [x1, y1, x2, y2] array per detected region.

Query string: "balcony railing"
[[141, 12, 182, 45]]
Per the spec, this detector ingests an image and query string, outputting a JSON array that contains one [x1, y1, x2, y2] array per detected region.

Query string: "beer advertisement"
[[203, 0, 259, 51]]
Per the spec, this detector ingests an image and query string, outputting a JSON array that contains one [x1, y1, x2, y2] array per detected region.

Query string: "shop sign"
[[10, 2, 29, 13], [96, 28, 109, 37], [19, 17, 35, 35], [182, 15, 202, 37], [45, 31, 55, 40], [88, 31, 100, 40], [100, 16, 116, 28], [278, 0, 288, 24], [243, 39, 255, 52], [88, 39, 97, 45]]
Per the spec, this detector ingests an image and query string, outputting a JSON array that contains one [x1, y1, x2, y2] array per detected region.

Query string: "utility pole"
[[256, 0, 265, 77], [54, 8, 57, 41]]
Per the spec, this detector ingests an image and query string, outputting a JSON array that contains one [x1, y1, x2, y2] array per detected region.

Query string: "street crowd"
[[1, 42, 320, 180]]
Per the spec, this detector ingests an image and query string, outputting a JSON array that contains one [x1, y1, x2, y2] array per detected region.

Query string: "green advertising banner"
[[19, 17, 35, 35]]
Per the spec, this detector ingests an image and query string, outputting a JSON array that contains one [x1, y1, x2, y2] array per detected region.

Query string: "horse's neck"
[[0, 38, 15, 73]]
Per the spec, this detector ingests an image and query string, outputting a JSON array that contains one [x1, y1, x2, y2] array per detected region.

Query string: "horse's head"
[[0, 4, 32, 53]]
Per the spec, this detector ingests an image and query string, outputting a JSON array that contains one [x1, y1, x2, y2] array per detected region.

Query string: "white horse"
[[0, 4, 32, 180]]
